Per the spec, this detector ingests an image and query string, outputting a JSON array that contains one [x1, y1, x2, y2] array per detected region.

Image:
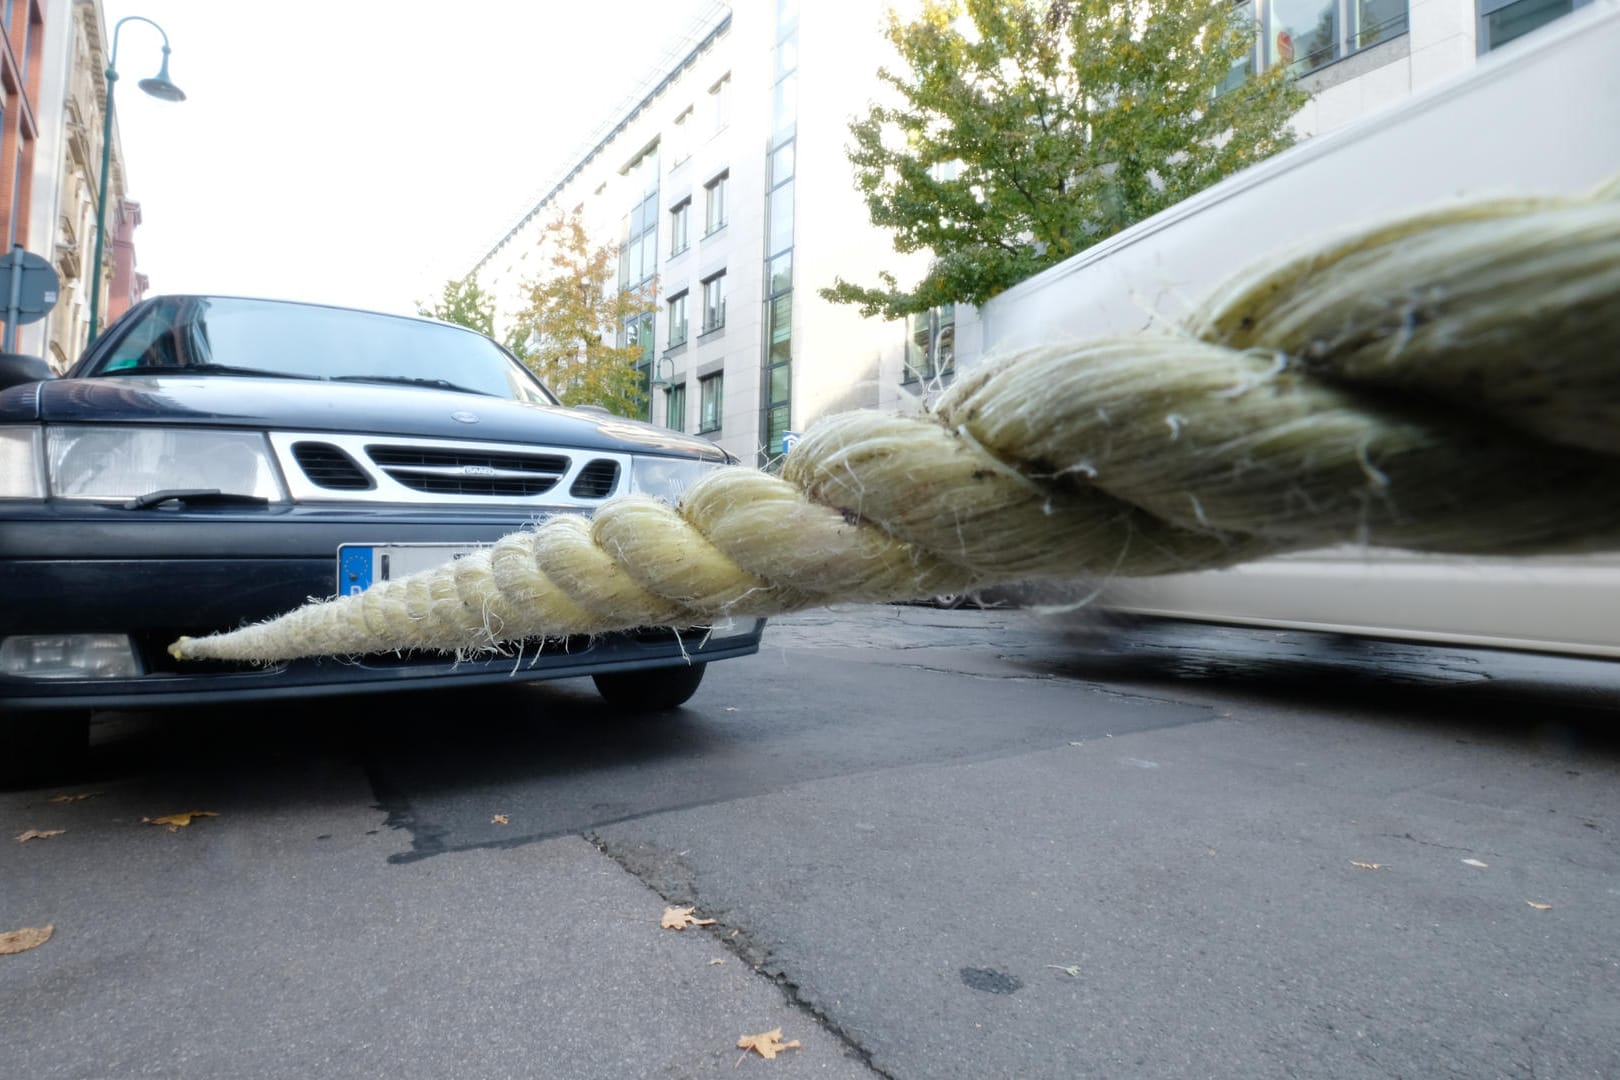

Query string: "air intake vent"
[[569, 459, 620, 499], [366, 445, 568, 497], [292, 442, 372, 490]]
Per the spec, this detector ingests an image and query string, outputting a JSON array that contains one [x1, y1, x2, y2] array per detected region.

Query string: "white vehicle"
[[975, 4, 1620, 659]]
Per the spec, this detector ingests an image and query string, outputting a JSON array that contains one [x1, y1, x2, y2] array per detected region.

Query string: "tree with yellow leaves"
[[507, 210, 657, 418]]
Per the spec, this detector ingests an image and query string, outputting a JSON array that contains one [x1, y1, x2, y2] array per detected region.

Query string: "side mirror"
[[0, 352, 53, 391]]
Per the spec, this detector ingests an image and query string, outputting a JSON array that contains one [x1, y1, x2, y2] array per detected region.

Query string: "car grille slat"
[[365, 445, 569, 497], [292, 442, 373, 490], [569, 459, 620, 499]]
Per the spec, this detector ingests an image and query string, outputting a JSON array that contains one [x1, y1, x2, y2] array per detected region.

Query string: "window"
[[704, 172, 729, 235], [1479, 0, 1587, 52], [701, 272, 728, 333], [1239, 2, 1409, 79], [670, 199, 690, 257], [667, 291, 688, 347], [905, 304, 956, 385], [670, 107, 693, 167], [665, 382, 686, 433], [699, 373, 723, 433], [709, 74, 731, 133], [619, 145, 660, 289]]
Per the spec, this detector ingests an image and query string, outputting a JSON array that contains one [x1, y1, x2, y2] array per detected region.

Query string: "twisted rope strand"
[[170, 183, 1620, 663]]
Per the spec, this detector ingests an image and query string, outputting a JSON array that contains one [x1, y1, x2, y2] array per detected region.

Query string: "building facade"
[[471, 0, 1596, 464], [11, 0, 139, 371]]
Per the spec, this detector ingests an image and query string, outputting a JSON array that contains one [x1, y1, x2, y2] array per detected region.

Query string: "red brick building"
[[0, 0, 45, 257]]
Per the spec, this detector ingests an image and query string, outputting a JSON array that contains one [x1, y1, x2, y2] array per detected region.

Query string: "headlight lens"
[[628, 455, 723, 504], [46, 426, 286, 502], [0, 427, 45, 497]]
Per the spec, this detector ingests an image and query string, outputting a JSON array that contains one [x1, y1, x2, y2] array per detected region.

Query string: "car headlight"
[[627, 455, 724, 504], [46, 426, 287, 502], [0, 427, 45, 498]]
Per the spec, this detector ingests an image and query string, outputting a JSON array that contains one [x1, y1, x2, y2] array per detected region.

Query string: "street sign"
[[781, 431, 801, 456], [0, 246, 59, 353]]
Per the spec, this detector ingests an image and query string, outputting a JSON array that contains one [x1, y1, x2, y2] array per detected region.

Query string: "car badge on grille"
[[450, 410, 480, 424], [461, 465, 498, 477]]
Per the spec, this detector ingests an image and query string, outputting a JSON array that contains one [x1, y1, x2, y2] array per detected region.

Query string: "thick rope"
[[171, 180, 1620, 662]]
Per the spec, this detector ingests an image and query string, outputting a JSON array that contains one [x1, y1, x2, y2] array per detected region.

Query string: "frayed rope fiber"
[[171, 178, 1620, 662]]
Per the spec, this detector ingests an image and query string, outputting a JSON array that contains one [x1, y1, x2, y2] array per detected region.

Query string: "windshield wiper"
[[123, 489, 271, 511], [99, 363, 322, 380], [330, 374, 495, 397]]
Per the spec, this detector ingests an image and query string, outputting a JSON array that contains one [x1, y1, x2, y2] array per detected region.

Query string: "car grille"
[[291, 442, 373, 490], [365, 446, 569, 497], [269, 432, 631, 507], [569, 459, 620, 498]]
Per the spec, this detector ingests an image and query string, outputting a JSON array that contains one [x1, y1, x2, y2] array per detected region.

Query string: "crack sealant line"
[[584, 829, 899, 1080]]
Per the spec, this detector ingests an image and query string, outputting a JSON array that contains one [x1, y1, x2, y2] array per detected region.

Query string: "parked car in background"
[[0, 295, 765, 786]]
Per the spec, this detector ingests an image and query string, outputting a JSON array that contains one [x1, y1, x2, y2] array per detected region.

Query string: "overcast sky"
[[99, 0, 716, 315]]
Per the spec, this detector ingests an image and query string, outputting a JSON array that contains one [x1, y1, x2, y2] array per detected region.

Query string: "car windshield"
[[83, 296, 558, 406]]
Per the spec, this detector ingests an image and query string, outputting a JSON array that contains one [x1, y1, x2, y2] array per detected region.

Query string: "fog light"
[[0, 634, 140, 679]]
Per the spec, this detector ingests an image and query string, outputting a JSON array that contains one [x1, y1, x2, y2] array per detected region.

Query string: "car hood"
[[10, 375, 728, 460]]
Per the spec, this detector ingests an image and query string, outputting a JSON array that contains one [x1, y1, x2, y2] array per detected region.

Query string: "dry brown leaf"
[[0, 925, 53, 955], [1526, 900, 1553, 911], [491, 814, 510, 825], [1351, 861, 1385, 870], [661, 905, 717, 931], [47, 792, 102, 803], [16, 829, 65, 843], [737, 1028, 800, 1060], [143, 811, 219, 828]]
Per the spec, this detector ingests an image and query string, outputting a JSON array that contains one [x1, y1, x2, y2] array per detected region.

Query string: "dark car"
[[0, 295, 765, 785]]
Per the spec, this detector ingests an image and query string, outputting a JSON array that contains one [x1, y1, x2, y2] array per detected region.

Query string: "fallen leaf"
[[144, 811, 219, 828], [737, 1028, 801, 1060], [708, 958, 725, 966], [1351, 861, 1385, 870], [661, 906, 716, 931], [47, 792, 102, 803], [491, 814, 509, 825], [0, 925, 53, 955], [1045, 964, 1082, 977], [1526, 901, 1553, 911], [1461, 858, 1489, 869], [16, 829, 65, 843]]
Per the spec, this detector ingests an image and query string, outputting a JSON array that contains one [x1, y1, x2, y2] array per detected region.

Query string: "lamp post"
[[88, 15, 185, 343]]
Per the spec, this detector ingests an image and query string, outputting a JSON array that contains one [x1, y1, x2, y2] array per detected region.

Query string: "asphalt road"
[[3, 604, 1618, 1079]]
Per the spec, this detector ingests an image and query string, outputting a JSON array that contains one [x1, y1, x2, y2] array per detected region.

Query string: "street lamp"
[[88, 15, 186, 343]]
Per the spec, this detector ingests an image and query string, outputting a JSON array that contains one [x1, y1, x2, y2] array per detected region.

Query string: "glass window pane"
[[768, 178, 795, 256], [767, 405, 790, 452], [775, 30, 798, 80], [1267, 0, 1338, 74], [769, 363, 791, 404], [1484, 0, 1574, 51], [772, 72, 798, 140], [769, 253, 793, 296], [771, 142, 795, 186], [1354, 0, 1407, 49]]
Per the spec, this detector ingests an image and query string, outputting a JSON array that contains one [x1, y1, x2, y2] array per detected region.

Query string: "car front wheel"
[[592, 664, 707, 711], [2, 709, 91, 790]]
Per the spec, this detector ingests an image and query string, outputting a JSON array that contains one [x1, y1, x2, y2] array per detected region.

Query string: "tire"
[[1, 709, 91, 790], [592, 663, 707, 711]]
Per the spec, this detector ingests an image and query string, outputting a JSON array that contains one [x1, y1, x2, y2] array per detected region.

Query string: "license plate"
[[337, 543, 487, 596]]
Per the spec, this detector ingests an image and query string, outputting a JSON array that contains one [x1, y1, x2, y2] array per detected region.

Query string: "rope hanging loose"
[[170, 179, 1620, 663]]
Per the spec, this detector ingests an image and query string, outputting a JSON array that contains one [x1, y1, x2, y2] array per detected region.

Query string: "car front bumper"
[[0, 501, 764, 709]]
